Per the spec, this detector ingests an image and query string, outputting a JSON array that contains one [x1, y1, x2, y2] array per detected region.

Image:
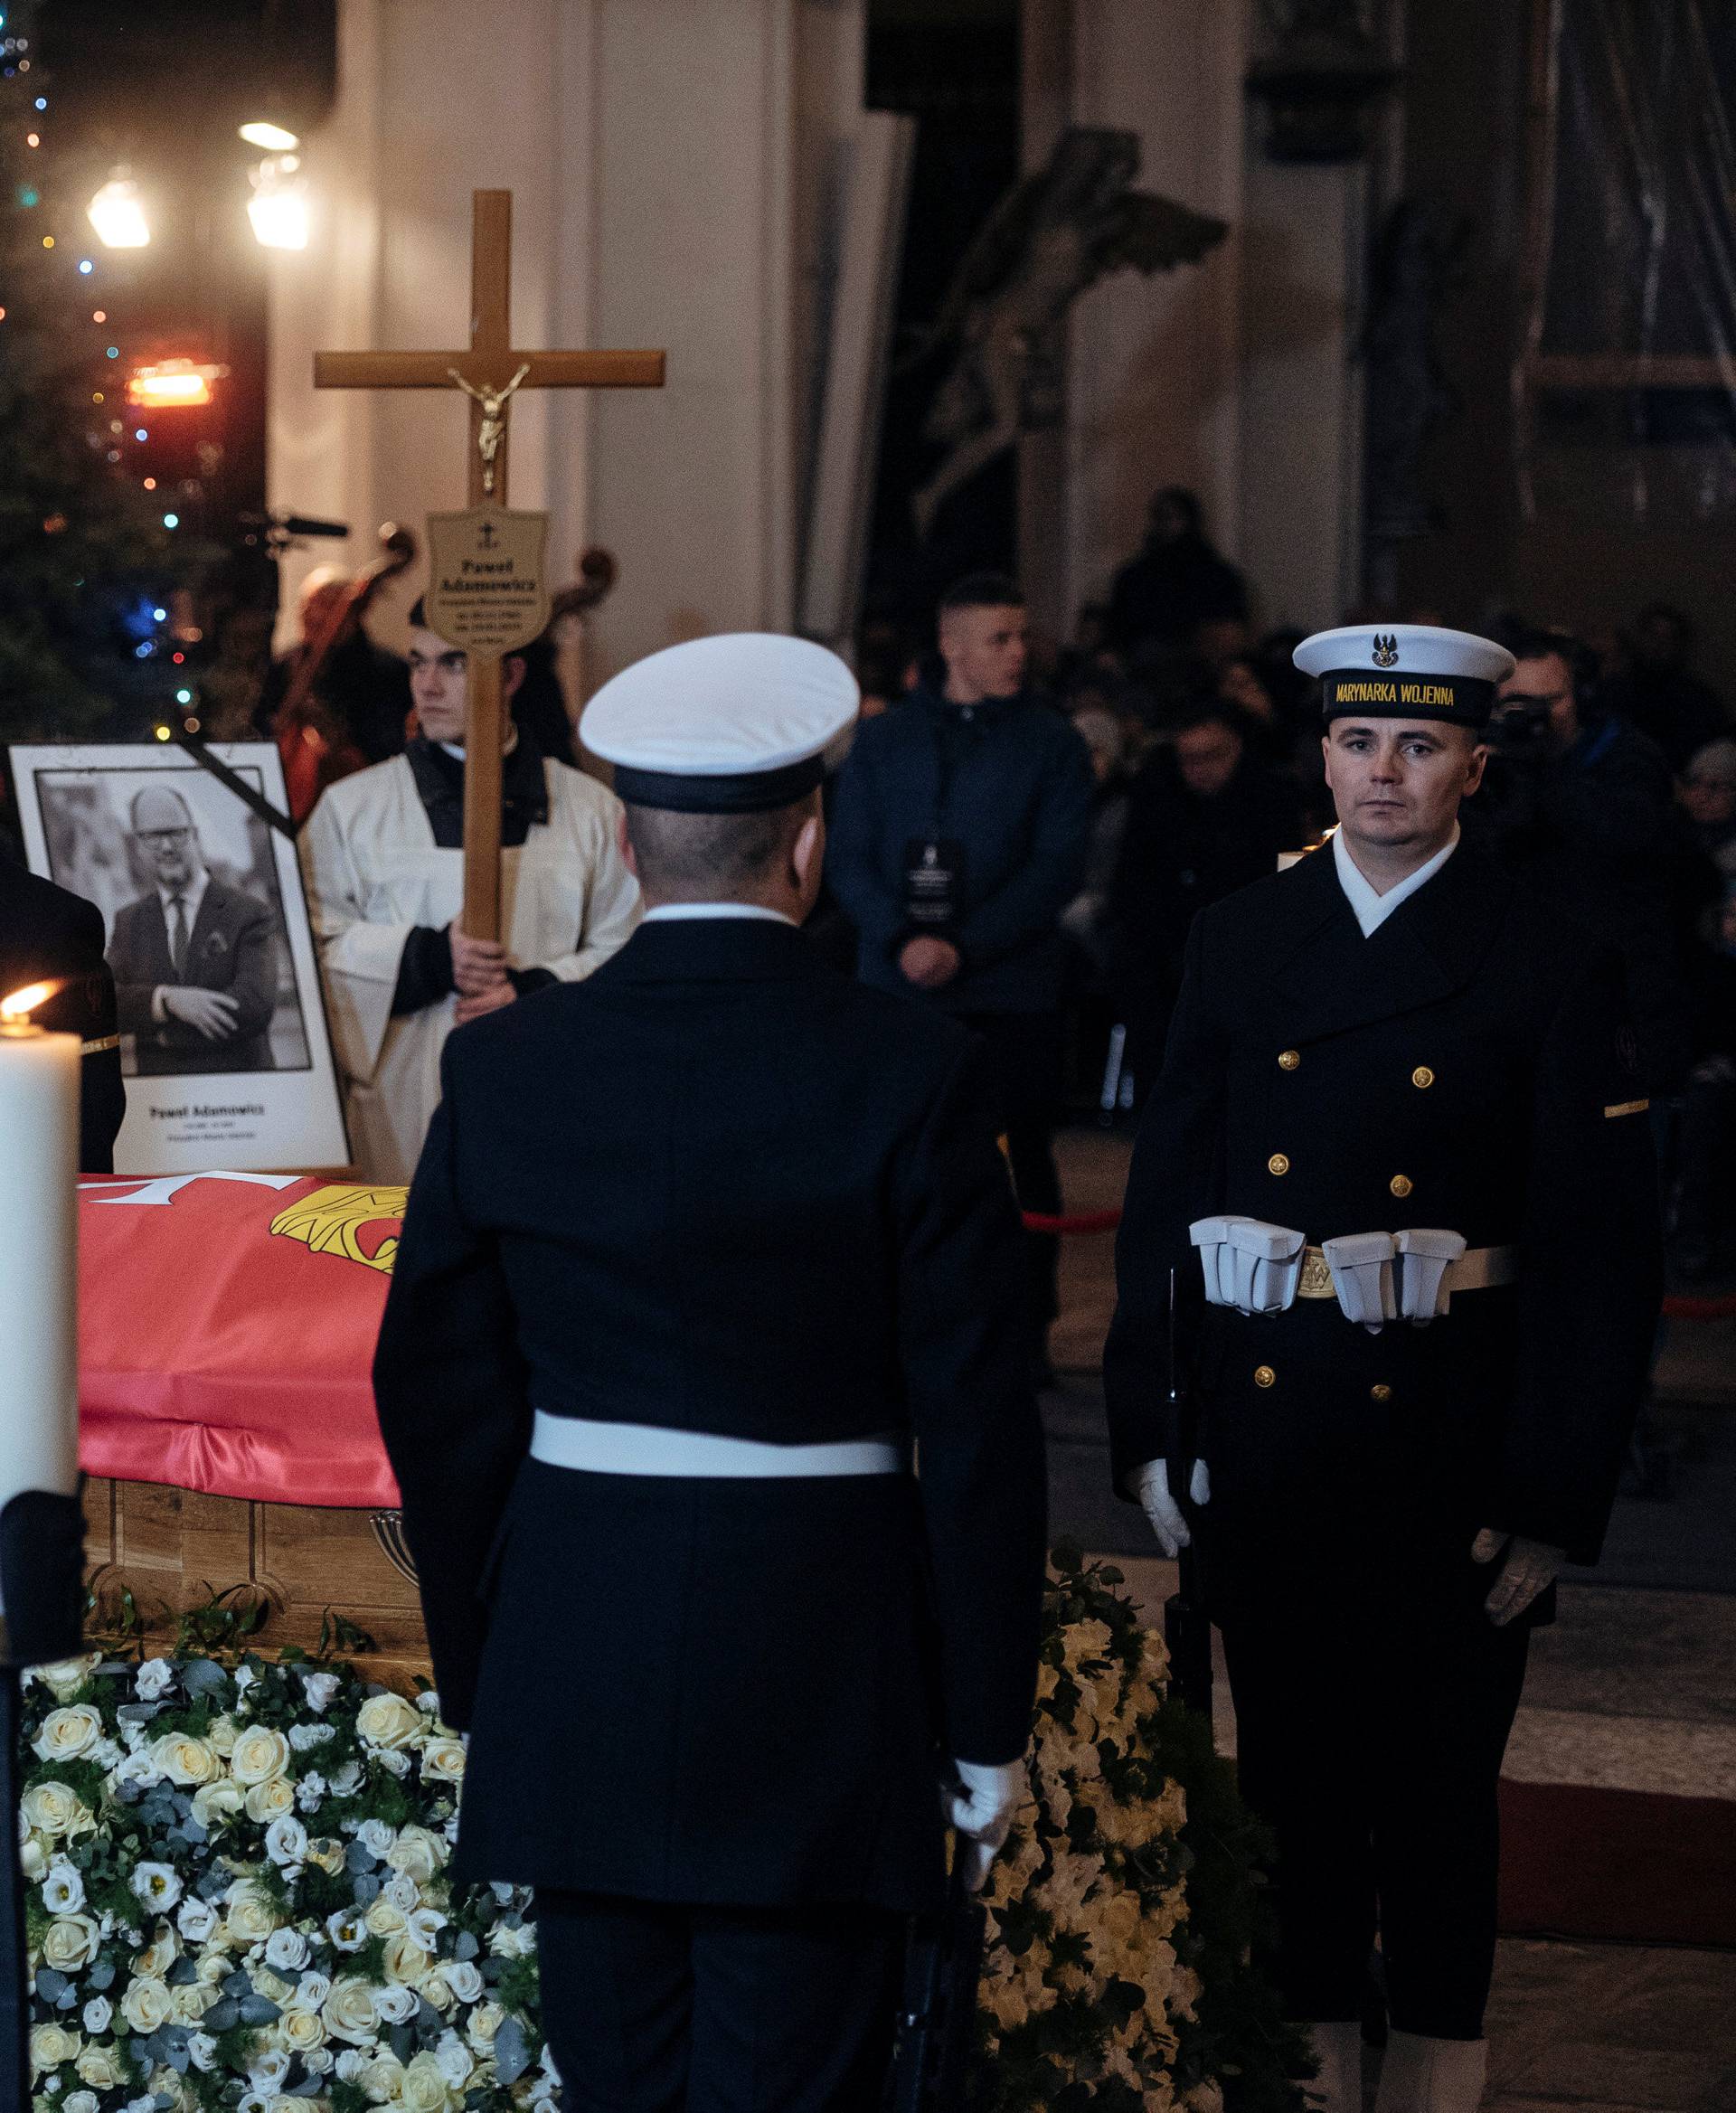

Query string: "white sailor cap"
[[1294, 623, 1516, 730], [580, 633, 859, 814]]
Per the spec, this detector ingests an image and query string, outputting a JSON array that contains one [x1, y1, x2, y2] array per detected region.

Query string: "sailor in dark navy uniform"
[[1104, 627, 1660, 2113], [374, 634, 1047, 2112]]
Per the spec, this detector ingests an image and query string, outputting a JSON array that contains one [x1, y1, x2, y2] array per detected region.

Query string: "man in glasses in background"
[[108, 782, 277, 1074]]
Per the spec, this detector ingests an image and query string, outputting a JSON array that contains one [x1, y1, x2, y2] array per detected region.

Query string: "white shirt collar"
[[1332, 825, 1459, 937], [641, 903, 797, 928], [157, 867, 209, 928]]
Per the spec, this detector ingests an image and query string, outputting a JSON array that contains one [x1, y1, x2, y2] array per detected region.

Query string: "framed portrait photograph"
[[9, 742, 351, 1174]]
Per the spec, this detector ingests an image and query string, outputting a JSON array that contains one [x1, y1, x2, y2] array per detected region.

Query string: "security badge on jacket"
[[902, 837, 967, 929]]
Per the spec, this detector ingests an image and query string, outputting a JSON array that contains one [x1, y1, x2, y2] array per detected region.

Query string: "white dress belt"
[[529, 1410, 904, 1479]]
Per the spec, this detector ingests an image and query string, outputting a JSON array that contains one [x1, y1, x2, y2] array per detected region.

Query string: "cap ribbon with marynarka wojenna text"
[[1294, 623, 1516, 731]]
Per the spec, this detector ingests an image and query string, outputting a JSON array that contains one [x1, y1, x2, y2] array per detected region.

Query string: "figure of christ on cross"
[[314, 189, 665, 941]]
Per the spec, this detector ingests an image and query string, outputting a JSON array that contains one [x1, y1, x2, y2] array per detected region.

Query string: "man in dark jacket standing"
[[1108, 695, 1304, 1102], [375, 635, 1046, 2113], [1105, 626, 1660, 2113], [828, 573, 1095, 1373]]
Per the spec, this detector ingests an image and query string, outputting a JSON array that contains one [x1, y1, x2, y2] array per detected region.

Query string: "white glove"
[[1471, 1528, 1565, 1627], [1131, 1457, 1212, 1558], [946, 1758, 1026, 1893]]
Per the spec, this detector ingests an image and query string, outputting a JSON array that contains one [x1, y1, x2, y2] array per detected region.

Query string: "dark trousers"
[[960, 1010, 1064, 1356], [1220, 1600, 1530, 2040], [533, 1891, 902, 2112]]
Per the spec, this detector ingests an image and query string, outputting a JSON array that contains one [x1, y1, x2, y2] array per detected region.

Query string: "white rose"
[[176, 1896, 218, 1943], [187, 2033, 218, 2072], [22, 1783, 92, 1840], [223, 1881, 280, 1947], [275, 2004, 327, 2056], [64, 2093, 99, 2113], [299, 1971, 333, 2008], [364, 1898, 408, 1939], [254, 1967, 296, 2007], [197, 1950, 232, 1986], [385, 1826, 445, 1887], [302, 1671, 341, 1714], [171, 1983, 215, 2025], [19, 1836, 46, 1882], [488, 1921, 536, 1957], [42, 1860, 86, 1913], [356, 1692, 422, 1750], [304, 1835, 346, 1876], [229, 1725, 291, 1787], [334, 2050, 367, 2084], [322, 1976, 381, 2045], [30, 2021, 81, 2074], [134, 1657, 175, 1701], [62, 1927, 115, 1991], [32, 1657, 97, 1703], [361, 2053, 407, 2103], [288, 1720, 335, 1753], [130, 1862, 183, 1912], [120, 1976, 175, 2034], [420, 1740, 466, 1787], [357, 1818, 397, 1860], [191, 1779, 245, 1831], [433, 2031, 474, 2089], [465, 2002, 504, 2048], [264, 1927, 309, 1973], [304, 2047, 334, 2076], [443, 1960, 482, 2005], [374, 1984, 419, 2024], [377, 1746, 411, 1778], [245, 1777, 297, 1825], [147, 1731, 216, 1788], [80, 1995, 112, 2034], [382, 1931, 433, 1986], [265, 1815, 308, 1868], [419, 1967, 456, 2014], [137, 1927, 179, 1978], [383, 1873, 420, 1914], [76, 2043, 123, 2089], [407, 1906, 447, 1951], [401, 2050, 455, 2113], [33, 1706, 103, 1764], [115, 1750, 164, 1793], [205, 1714, 240, 1758], [247, 2047, 292, 2090]]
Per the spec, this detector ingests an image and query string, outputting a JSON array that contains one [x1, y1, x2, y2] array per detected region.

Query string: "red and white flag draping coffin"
[[77, 1172, 404, 1509]]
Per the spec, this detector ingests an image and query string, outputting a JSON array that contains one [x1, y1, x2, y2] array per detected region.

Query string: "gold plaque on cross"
[[424, 505, 552, 655]]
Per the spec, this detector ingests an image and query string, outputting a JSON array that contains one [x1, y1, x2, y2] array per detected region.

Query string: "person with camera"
[[1476, 623, 1705, 1095]]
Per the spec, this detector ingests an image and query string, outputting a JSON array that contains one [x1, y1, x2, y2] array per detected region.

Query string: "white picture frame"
[[9, 742, 351, 1174]]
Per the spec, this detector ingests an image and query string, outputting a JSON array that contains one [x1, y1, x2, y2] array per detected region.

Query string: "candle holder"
[[0, 1488, 86, 2108]]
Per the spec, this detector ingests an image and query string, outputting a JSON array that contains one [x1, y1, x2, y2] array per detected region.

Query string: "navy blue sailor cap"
[[580, 633, 860, 813], [1295, 623, 1516, 730]]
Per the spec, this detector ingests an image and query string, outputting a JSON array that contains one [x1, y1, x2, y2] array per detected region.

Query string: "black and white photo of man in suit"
[[108, 784, 277, 1074]]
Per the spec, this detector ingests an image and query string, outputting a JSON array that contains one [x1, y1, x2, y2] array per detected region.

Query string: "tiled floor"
[[1046, 1127, 1736, 2111]]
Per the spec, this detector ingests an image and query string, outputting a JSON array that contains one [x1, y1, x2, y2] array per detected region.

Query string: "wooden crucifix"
[[314, 189, 665, 939]]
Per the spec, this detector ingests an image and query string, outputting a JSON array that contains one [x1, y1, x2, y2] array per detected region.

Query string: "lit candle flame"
[[1, 980, 57, 1023]]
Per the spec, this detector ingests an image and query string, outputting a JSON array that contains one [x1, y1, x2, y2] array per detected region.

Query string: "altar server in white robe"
[[300, 600, 640, 1179]]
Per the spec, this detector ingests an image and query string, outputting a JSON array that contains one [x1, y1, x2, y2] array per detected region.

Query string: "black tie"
[[168, 896, 189, 981]]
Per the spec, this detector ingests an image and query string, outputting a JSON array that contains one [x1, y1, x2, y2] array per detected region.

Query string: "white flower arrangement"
[[22, 1651, 552, 2113], [26, 1563, 1304, 2113]]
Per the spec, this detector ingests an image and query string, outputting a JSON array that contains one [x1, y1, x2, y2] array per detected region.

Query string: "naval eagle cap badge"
[[1372, 633, 1400, 667]]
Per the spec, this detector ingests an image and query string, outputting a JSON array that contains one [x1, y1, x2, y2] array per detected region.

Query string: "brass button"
[[1390, 1174, 1413, 1199], [1254, 1364, 1276, 1389], [1371, 1383, 1393, 1404], [1268, 1153, 1291, 1177], [1411, 1066, 1435, 1090], [1278, 1049, 1301, 1071]]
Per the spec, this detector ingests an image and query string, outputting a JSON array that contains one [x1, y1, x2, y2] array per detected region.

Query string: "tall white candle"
[[0, 1010, 80, 1627]]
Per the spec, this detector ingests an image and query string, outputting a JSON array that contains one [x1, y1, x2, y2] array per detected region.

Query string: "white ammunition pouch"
[[1319, 1231, 1398, 1333], [1394, 1227, 1469, 1324], [1191, 1216, 1307, 1315]]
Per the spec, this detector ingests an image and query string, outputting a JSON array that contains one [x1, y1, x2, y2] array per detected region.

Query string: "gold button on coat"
[[1268, 1153, 1291, 1176], [1254, 1365, 1276, 1389], [1371, 1383, 1393, 1403], [1278, 1049, 1301, 1071], [1412, 1066, 1435, 1090], [1390, 1174, 1413, 1199]]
